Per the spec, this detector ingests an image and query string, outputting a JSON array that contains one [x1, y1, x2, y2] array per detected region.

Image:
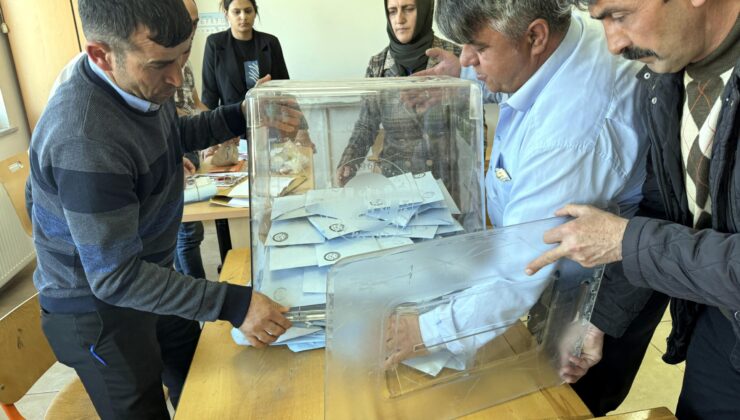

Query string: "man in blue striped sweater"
[[26, 1, 295, 417]]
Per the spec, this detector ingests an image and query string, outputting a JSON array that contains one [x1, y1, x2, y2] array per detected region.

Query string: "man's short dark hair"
[[78, 0, 193, 54], [562, 0, 595, 8], [436, 0, 572, 43]]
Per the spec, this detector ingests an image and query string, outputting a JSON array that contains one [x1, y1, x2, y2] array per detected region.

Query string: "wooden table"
[[176, 249, 593, 420], [182, 159, 250, 262]]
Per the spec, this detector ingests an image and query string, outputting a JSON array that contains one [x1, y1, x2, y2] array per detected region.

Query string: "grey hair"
[[436, 0, 573, 43], [560, 0, 596, 9], [561, 0, 670, 11]]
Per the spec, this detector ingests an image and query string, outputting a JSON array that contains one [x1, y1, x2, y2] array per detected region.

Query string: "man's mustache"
[[621, 46, 658, 61]]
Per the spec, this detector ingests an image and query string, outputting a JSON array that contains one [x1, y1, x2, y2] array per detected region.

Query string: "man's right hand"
[[238, 291, 292, 348], [413, 47, 462, 77]]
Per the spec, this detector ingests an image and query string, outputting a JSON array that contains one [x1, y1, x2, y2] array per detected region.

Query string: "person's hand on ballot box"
[[413, 47, 461, 78], [384, 312, 429, 369], [242, 74, 305, 138], [558, 321, 604, 384], [238, 291, 292, 348], [399, 87, 446, 115]]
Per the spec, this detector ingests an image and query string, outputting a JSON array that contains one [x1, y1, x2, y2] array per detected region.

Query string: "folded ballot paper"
[[232, 171, 467, 352]]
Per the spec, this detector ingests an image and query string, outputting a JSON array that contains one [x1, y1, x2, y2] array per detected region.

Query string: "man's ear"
[[85, 41, 115, 72], [526, 18, 550, 57]]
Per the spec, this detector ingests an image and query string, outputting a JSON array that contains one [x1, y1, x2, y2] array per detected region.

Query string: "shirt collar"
[[87, 56, 160, 112], [504, 15, 583, 112]]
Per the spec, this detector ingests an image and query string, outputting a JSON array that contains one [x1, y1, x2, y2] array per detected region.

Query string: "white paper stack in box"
[[233, 77, 486, 351]]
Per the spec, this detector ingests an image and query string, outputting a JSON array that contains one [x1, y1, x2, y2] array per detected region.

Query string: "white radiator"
[[0, 183, 35, 289]]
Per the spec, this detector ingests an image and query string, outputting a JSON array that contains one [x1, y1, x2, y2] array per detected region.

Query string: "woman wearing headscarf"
[[337, 0, 462, 186]]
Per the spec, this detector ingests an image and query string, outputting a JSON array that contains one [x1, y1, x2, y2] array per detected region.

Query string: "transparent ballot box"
[[325, 218, 603, 419], [245, 77, 486, 318]]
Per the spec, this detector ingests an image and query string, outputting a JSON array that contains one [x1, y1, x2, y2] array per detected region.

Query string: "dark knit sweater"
[[28, 58, 251, 326]]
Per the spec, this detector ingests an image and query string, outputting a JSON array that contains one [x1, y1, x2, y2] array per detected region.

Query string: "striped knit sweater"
[[27, 58, 251, 326]]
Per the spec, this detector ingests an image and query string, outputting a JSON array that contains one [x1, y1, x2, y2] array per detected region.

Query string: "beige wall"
[[191, 0, 393, 93], [0, 34, 30, 161]]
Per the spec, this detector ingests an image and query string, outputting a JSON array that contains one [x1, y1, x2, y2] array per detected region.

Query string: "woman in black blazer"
[[202, 0, 289, 109]]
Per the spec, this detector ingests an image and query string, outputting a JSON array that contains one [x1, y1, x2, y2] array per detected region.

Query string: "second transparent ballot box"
[[325, 218, 603, 419], [245, 77, 486, 307]]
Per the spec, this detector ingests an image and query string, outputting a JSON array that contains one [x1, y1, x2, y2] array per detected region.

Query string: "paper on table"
[[230, 327, 324, 347], [287, 340, 326, 353], [224, 198, 250, 208], [227, 180, 250, 198], [275, 326, 324, 344]]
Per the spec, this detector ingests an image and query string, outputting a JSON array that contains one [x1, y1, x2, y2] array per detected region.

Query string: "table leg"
[[215, 219, 232, 264]]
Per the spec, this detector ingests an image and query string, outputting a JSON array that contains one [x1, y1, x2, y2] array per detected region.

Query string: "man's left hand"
[[526, 204, 628, 275], [183, 158, 196, 187], [560, 322, 604, 383]]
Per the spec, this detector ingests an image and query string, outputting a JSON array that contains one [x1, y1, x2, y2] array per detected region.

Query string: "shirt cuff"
[[418, 303, 469, 356], [222, 103, 247, 138], [218, 284, 252, 327], [622, 216, 651, 289]]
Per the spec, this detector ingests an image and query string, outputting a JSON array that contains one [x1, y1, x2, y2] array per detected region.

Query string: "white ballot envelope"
[[266, 218, 325, 246]]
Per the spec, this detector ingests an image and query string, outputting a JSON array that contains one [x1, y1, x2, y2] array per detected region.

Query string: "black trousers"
[[676, 306, 740, 419], [41, 306, 201, 420], [571, 291, 670, 416]]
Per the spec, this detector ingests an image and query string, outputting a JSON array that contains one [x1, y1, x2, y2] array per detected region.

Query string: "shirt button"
[[643, 73, 651, 80], [734, 311, 740, 322], [651, 97, 658, 105]]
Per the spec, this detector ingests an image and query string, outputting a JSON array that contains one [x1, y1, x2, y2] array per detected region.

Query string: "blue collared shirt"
[[419, 15, 648, 364], [471, 14, 647, 227], [87, 56, 160, 112]]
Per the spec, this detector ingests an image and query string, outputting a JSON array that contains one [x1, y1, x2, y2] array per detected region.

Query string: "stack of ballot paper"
[[232, 171, 465, 351]]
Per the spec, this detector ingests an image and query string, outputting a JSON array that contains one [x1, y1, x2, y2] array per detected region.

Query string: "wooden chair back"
[[0, 152, 32, 236], [0, 294, 56, 405]]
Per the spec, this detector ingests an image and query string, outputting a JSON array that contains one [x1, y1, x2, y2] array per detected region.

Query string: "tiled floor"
[[11, 220, 683, 419]]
